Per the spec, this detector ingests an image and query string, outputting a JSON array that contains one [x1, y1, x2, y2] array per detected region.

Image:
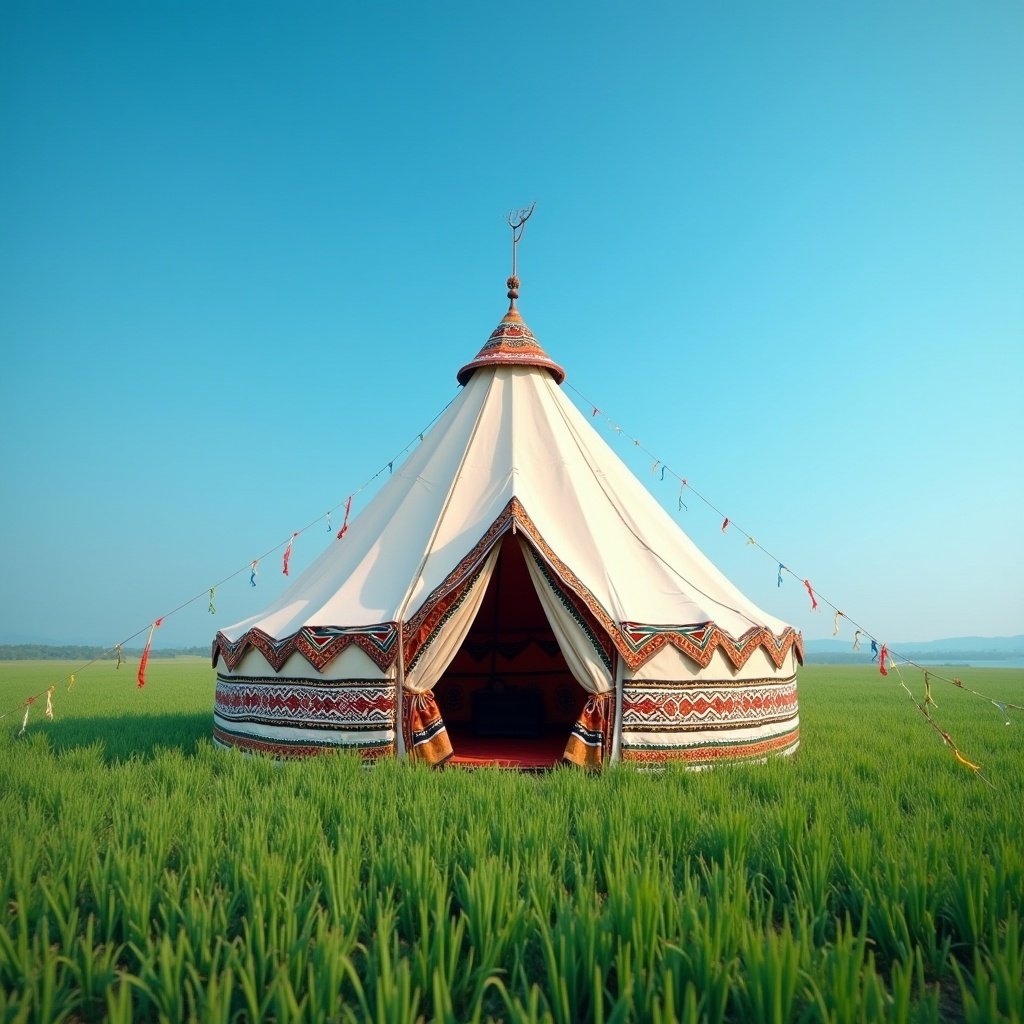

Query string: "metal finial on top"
[[505, 202, 535, 308]]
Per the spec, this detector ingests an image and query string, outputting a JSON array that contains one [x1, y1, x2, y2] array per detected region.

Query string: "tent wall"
[[213, 645, 396, 760], [618, 646, 800, 767]]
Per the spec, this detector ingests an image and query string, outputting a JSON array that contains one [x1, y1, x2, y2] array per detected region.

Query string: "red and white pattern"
[[618, 622, 804, 672], [214, 674, 396, 731], [622, 676, 798, 732], [456, 309, 566, 385], [622, 725, 800, 767], [213, 623, 400, 673], [213, 674, 396, 761], [621, 675, 799, 768]]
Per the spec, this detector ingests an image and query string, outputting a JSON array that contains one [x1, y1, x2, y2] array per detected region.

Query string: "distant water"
[[906, 659, 1024, 670]]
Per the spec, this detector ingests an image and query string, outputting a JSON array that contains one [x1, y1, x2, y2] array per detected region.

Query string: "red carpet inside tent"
[[445, 728, 567, 769]]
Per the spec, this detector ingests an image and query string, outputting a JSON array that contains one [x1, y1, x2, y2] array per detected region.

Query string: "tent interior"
[[434, 536, 584, 768]]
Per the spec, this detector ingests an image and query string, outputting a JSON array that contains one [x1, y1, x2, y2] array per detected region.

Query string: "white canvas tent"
[[213, 275, 801, 768]]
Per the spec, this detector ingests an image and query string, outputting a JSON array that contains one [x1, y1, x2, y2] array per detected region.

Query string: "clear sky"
[[2, 1, 1021, 652]]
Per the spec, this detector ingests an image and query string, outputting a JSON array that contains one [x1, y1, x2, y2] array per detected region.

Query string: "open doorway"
[[434, 535, 582, 767]]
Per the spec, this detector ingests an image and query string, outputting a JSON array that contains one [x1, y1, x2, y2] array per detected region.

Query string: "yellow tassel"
[[45, 686, 54, 720], [67, 673, 76, 691]]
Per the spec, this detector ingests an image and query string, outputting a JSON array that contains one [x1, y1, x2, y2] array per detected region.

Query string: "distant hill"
[[803, 634, 1024, 665], [0, 644, 208, 661]]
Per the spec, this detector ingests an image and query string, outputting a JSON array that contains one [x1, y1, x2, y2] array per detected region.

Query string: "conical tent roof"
[[215, 296, 800, 678]]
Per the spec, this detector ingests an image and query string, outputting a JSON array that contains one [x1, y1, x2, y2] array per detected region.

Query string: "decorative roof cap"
[[456, 283, 566, 386]]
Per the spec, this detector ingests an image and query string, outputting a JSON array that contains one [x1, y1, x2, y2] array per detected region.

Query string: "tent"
[[212, 273, 802, 768]]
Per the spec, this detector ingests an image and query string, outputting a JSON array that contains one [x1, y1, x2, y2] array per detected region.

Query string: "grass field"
[[1, 660, 1021, 1022]]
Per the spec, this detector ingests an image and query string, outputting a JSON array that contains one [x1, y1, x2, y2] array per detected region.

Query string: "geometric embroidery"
[[456, 311, 566, 386], [214, 674, 396, 731], [618, 622, 804, 672], [622, 677, 798, 733], [212, 622, 400, 673]]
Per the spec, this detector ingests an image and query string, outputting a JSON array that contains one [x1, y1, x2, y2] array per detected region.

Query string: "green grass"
[[1, 661, 1021, 1022]]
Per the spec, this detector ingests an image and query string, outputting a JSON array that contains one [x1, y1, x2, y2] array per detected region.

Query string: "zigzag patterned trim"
[[617, 622, 804, 672], [210, 497, 802, 678], [213, 623, 400, 673]]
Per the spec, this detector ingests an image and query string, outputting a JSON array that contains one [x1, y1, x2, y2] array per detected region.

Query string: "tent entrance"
[[435, 536, 581, 768]]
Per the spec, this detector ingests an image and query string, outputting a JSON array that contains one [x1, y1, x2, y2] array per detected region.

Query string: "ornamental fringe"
[[402, 691, 452, 767], [563, 691, 615, 770]]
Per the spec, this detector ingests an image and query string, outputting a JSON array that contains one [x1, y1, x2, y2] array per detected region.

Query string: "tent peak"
[[456, 304, 567, 386], [457, 207, 565, 386]]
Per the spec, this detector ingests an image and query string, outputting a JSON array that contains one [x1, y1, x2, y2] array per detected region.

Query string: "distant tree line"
[[0, 645, 208, 661], [805, 648, 1018, 666]]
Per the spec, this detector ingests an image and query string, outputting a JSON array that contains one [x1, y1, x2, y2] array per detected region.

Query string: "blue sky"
[[1, 1, 1021, 652]]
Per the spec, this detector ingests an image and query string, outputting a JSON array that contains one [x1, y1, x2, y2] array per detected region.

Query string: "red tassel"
[[137, 618, 163, 689], [879, 644, 889, 676], [721, 517, 730, 533], [803, 579, 818, 611], [282, 532, 298, 576], [336, 496, 352, 540]]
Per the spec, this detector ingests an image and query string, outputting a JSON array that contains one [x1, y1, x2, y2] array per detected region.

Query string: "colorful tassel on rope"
[[991, 700, 1011, 725], [832, 610, 843, 636], [777, 564, 785, 588], [591, 406, 599, 418], [208, 587, 216, 615], [19, 698, 33, 736], [721, 517, 730, 533], [250, 560, 259, 587], [678, 480, 688, 512], [137, 618, 163, 689], [924, 672, 937, 710], [45, 686, 54, 720], [114, 643, 122, 669], [651, 460, 660, 476], [67, 673, 76, 691], [852, 630, 862, 652], [878, 644, 889, 676], [282, 533, 298, 576], [803, 579, 818, 611], [870, 639, 879, 660], [337, 496, 352, 540], [746, 536, 756, 546]]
